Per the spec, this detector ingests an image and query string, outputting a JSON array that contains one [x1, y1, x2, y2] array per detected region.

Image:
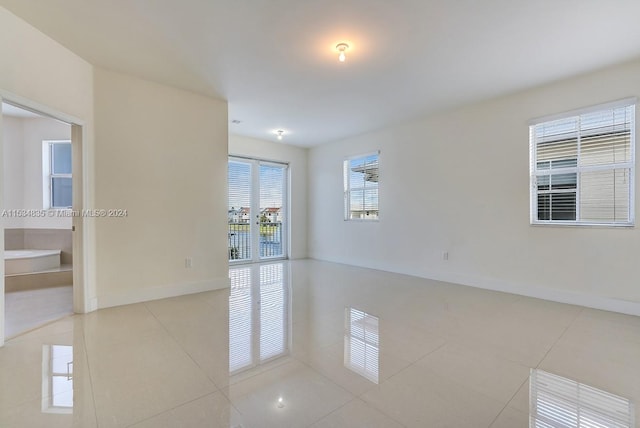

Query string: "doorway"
[[0, 97, 86, 346], [228, 156, 288, 263]]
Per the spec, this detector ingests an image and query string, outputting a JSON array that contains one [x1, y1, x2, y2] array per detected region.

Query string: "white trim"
[[0, 90, 85, 126], [344, 151, 380, 221], [97, 277, 231, 309], [309, 256, 640, 317], [0, 98, 4, 347], [344, 150, 381, 161], [528, 97, 637, 125], [530, 102, 635, 226], [228, 153, 290, 166], [433, 270, 640, 317]]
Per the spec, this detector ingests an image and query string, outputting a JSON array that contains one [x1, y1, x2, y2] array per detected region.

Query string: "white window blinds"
[[228, 263, 289, 375], [530, 369, 633, 428], [229, 268, 253, 373], [530, 102, 635, 225], [344, 152, 379, 220], [343, 308, 379, 383], [259, 263, 286, 361]]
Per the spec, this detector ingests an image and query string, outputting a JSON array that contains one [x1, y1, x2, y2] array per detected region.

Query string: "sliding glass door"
[[228, 157, 287, 262]]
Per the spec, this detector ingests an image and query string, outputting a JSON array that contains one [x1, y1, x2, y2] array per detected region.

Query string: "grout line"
[[142, 302, 220, 389], [535, 306, 585, 370], [487, 307, 586, 428], [141, 301, 244, 420], [486, 376, 529, 428], [81, 320, 101, 428], [123, 391, 220, 428]]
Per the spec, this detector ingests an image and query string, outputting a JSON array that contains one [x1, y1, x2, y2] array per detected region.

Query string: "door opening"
[[228, 156, 288, 263], [0, 98, 86, 346]]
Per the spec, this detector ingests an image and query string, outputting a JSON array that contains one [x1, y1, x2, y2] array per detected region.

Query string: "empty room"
[[0, 1, 639, 427]]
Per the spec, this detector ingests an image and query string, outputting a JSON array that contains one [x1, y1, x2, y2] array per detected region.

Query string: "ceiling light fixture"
[[276, 130, 284, 140], [336, 43, 349, 62]]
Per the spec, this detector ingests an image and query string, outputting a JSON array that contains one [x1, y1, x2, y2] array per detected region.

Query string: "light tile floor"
[[4, 285, 73, 338], [0, 260, 638, 427]]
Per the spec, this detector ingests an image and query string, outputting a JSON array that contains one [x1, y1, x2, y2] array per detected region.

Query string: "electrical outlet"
[[185, 257, 193, 268], [442, 251, 449, 261]]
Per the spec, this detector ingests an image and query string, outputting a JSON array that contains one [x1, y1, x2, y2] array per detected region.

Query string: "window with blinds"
[[530, 369, 633, 428], [343, 307, 379, 384], [344, 152, 379, 220], [530, 101, 635, 225]]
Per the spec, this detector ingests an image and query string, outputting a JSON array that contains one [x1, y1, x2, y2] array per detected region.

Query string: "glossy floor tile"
[[4, 285, 73, 338], [1, 259, 639, 427]]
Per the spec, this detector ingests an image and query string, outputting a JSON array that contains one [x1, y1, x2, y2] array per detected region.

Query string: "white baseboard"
[[97, 277, 230, 310], [308, 255, 640, 317], [429, 270, 640, 317]]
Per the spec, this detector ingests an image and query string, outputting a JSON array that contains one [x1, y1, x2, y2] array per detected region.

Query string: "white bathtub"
[[4, 250, 61, 275]]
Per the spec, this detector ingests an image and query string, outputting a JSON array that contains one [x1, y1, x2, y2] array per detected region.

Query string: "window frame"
[[529, 99, 636, 227], [343, 151, 380, 221], [43, 140, 72, 209]]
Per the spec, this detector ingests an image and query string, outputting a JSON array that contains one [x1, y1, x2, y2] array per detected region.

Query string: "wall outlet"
[[442, 251, 449, 261], [185, 257, 193, 268]]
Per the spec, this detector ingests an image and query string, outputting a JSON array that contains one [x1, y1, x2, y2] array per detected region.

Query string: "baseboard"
[[428, 270, 640, 317], [308, 255, 640, 317], [97, 276, 231, 310]]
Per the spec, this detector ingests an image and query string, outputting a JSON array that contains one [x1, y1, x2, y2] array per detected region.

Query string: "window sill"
[[530, 221, 634, 229]]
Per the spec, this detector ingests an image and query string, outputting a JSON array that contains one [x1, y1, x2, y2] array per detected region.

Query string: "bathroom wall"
[[2, 115, 72, 229], [4, 229, 72, 264]]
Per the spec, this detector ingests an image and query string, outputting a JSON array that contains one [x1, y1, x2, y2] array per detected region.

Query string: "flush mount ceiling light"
[[336, 43, 349, 62], [276, 130, 284, 140]]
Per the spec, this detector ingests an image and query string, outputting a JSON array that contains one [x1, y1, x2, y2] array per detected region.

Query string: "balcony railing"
[[228, 222, 283, 261]]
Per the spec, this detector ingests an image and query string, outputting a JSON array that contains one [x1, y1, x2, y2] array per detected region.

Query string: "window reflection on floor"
[[344, 307, 379, 384], [530, 369, 634, 428], [229, 263, 291, 375], [41, 344, 73, 414]]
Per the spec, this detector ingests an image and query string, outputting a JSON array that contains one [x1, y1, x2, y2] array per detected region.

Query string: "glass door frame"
[[228, 155, 289, 264]]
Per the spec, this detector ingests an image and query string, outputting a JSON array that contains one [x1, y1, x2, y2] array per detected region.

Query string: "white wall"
[[93, 68, 229, 308], [309, 58, 640, 314], [1, 7, 231, 321], [2, 116, 72, 229], [2, 116, 23, 229], [0, 6, 96, 330], [229, 135, 308, 259]]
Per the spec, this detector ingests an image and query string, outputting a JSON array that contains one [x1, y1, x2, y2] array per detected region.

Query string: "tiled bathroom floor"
[[4, 285, 73, 338]]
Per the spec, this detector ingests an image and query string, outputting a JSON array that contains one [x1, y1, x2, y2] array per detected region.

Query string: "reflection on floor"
[[4, 285, 73, 338], [0, 260, 638, 427]]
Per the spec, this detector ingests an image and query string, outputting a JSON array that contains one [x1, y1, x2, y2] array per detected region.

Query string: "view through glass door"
[[228, 157, 287, 262]]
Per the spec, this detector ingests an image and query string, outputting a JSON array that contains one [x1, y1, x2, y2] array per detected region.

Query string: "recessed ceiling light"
[[276, 130, 284, 140], [336, 43, 349, 62], [231, 119, 242, 124]]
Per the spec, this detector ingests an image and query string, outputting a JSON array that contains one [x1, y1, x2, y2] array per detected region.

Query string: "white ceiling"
[[3, 0, 640, 146]]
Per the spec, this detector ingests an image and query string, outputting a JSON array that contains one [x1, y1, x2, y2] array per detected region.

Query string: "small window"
[[44, 141, 72, 209], [344, 152, 379, 220], [530, 101, 635, 226]]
